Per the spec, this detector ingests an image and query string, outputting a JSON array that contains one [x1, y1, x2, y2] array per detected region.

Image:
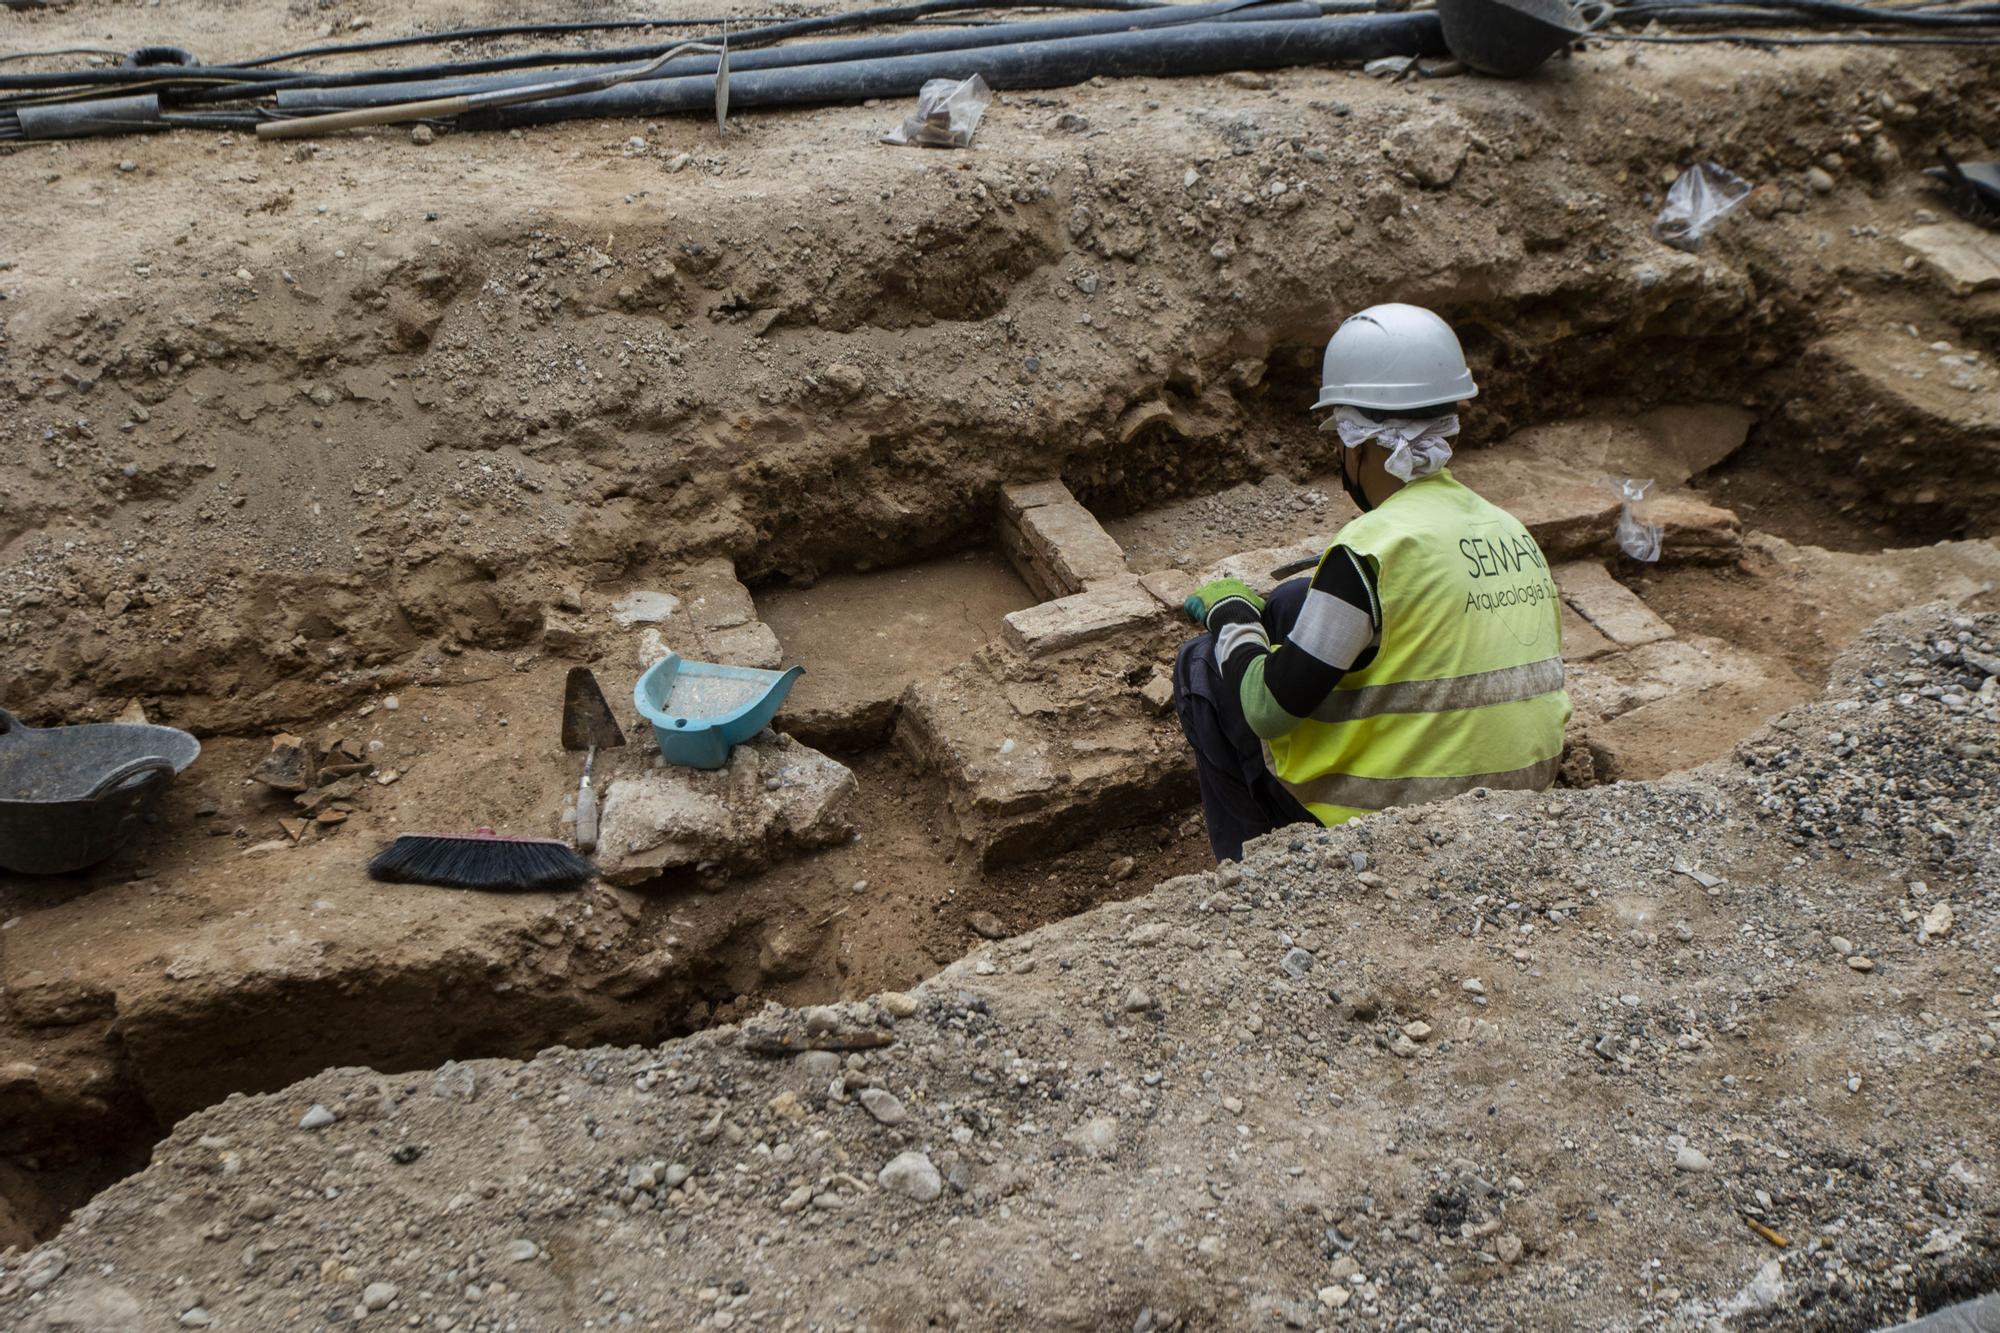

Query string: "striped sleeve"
[[1222, 547, 1381, 741]]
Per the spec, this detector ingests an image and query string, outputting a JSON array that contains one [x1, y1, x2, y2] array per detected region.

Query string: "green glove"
[[1183, 577, 1266, 628]]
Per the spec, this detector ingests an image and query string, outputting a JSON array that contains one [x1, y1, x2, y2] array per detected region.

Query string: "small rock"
[[858, 1087, 908, 1126], [1461, 977, 1486, 995], [1806, 166, 1835, 194], [118, 160, 137, 173], [299, 1104, 336, 1130], [966, 911, 1008, 940], [1922, 901, 1954, 939], [1674, 1145, 1712, 1173], [1846, 954, 1875, 972], [1280, 947, 1313, 979], [21, 1247, 67, 1291], [410, 124, 435, 146], [664, 1163, 691, 1189], [1829, 935, 1854, 957], [1496, 1233, 1523, 1264], [1122, 987, 1156, 1013], [362, 1282, 398, 1312], [1402, 1020, 1433, 1042], [1079, 1116, 1119, 1157], [878, 1151, 943, 1202], [1108, 856, 1137, 880], [179, 1308, 213, 1328], [879, 992, 920, 1018], [503, 1239, 539, 1263]]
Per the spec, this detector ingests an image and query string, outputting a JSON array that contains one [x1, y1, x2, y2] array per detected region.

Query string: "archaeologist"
[[1173, 303, 1571, 862]]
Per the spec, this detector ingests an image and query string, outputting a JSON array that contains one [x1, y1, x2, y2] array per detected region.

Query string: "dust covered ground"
[[1, 0, 1999, 1326]]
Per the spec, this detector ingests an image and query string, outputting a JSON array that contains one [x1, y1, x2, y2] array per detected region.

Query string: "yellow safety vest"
[[1267, 469, 1571, 826]]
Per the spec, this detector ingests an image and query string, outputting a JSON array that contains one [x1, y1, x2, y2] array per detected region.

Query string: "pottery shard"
[[252, 733, 317, 792]]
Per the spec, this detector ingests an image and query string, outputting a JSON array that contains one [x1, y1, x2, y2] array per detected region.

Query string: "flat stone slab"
[[1555, 562, 1675, 647], [596, 733, 856, 885], [1002, 576, 1162, 658], [999, 479, 1129, 600], [1901, 222, 2000, 294]]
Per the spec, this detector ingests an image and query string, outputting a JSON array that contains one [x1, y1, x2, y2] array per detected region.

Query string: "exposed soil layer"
[[0, 3, 1998, 1319]]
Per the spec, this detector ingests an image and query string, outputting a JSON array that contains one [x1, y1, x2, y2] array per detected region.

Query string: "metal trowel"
[[561, 667, 626, 855]]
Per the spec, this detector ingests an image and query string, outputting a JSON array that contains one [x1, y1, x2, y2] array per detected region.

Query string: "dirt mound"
[[0, 604, 1993, 1331]]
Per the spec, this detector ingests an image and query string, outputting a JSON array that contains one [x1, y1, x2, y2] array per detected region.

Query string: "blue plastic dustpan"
[[632, 651, 803, 770]]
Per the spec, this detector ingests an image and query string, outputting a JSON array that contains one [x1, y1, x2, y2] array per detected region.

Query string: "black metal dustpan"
[[1436, 0, 1613, 77]]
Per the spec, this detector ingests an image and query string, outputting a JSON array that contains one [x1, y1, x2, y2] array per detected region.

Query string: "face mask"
[[1339, 448, 1373, 514], [1322, 408, 1460, 487]]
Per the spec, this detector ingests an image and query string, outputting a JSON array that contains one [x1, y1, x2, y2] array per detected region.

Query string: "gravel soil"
[[2, 605, 1992, 1332]]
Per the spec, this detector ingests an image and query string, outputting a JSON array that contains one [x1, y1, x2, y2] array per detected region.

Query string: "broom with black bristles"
[[367, 827, 593, 892]]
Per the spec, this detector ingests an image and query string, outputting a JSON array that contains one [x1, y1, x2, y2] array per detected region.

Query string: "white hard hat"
[[1313, 303, 1478, 413]]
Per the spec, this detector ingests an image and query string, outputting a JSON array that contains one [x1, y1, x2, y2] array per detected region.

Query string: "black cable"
[[0, 64, 292, 92], [1616, 0, 2000, 23], [175, 0, 1172, 104], [238, 16, 791, 67], [1602, 27, 2000, 40]]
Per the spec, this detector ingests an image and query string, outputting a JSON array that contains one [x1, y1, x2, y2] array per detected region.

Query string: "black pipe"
[[240, 17, 794, 68], [467, 13, 1444, 129], [276, 0, 1323, 111], [8, 93, 163, 138], [181, 0, 1180, 104]]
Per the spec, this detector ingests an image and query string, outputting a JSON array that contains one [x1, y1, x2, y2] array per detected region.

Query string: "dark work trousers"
[[1172, 578, 1317, 863]]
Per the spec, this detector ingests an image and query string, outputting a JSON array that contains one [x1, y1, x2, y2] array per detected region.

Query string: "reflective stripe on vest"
[[1267, 469, 1570, 824], [1276, 755, 1561, 815], [1310, 655, 1566, 725]]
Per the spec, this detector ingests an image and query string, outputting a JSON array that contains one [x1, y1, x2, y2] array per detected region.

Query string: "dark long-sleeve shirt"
[[1206, 547, 1382, 740]]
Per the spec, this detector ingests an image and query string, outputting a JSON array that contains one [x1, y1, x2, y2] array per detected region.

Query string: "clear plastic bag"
[[1652, 162, 1752, 253], [881, 73, 991, 149], [1608, 477, 1663, 562]]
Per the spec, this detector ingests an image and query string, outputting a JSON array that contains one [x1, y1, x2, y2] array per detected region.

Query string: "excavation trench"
[[7, 371, 1995, 1251], [7, 59, 2000, 1244]]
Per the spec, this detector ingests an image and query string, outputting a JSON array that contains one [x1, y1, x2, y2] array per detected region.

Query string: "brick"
[[1002, 577, 1161, 658], [1554, 562, 1674, 647], [1138, 567, 1198, 613], [999, 478, 1128, 599], [998, 479, 1075, 516]]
